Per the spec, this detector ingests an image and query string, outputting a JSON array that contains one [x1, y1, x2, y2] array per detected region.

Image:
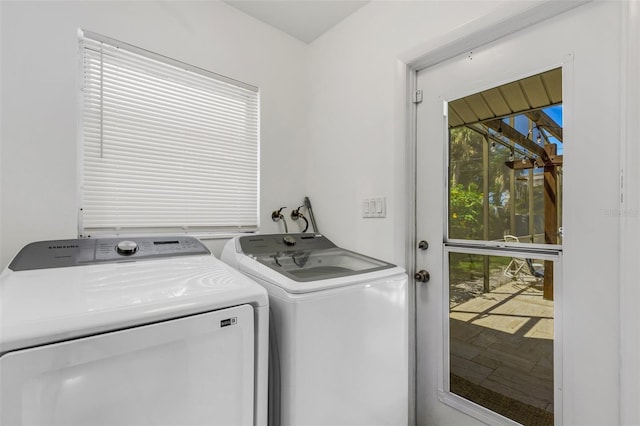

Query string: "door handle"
[[414, 270, 430, 283], [418, 240, 429, 250]]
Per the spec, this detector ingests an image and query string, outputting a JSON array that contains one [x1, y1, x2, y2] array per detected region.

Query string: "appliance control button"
[[116, 240, 139, 256], [283, 236, 296, 246]]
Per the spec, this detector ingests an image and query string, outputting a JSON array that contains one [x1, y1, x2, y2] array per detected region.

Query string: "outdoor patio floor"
[[449, 279, 555, 417]]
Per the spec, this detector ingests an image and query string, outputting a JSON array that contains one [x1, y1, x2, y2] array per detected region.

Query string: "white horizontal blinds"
[[80, 33, 259, 235]]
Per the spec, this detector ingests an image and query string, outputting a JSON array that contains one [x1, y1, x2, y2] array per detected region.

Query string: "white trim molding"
[[619, 1, 640, 424]]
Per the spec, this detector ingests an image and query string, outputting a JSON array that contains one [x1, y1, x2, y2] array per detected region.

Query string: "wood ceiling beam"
[[505, 144, 562, 170], [466, 124, 530, 157], [505, 155, 563, 170], [525, 110, 563, 142], [482, 119, 547, 158]]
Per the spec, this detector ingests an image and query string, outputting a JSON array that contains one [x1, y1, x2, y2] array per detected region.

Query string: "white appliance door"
[[1, 305, 254, 426], [277, 273, 408, 426]]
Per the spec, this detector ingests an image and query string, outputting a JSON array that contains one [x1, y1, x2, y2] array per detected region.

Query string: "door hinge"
[[413, 89, 423, 104]]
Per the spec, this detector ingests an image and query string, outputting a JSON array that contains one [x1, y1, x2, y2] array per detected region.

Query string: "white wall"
[[0, 0, 308, 267], [305, 1, 529, 267], [1, 0, 638, 423]]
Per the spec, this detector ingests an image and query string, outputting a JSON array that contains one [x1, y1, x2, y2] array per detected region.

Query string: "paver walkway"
[[449, 280, 554, 414]]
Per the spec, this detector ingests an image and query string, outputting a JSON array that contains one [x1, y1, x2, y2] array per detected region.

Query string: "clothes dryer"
[[0, 237, 268, 426], [221, 233, 408, 426]]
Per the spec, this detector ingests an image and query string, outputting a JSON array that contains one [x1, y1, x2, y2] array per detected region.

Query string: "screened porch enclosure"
[[446, 68, 562, 426], [448, 67, 563, 301]]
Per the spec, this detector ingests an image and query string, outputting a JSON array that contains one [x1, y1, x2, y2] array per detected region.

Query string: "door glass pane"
[[449, 252, 554, 425], [448, 68, 563, 245]]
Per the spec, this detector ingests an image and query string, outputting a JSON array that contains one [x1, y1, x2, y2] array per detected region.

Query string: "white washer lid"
[[0, 255, 268, 354]]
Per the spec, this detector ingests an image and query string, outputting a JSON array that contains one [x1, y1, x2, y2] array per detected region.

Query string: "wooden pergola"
[[448, 68, 562, 300]]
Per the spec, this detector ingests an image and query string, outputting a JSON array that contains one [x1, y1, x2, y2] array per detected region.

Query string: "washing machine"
[[0, 236, 268, 426], [221, 233, 408, 426]]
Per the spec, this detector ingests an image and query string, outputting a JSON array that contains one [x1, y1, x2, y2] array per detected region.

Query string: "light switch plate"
[[362, 197, 386, 218]]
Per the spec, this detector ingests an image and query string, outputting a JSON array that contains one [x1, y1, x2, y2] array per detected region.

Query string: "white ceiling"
[[223, 0, 369, 44]]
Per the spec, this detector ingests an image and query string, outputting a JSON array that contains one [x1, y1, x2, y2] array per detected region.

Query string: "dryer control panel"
[[9, 237, 210, 271]]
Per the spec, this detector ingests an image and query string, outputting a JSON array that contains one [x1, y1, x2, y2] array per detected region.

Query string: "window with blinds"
[[79, 30, 259, 237]]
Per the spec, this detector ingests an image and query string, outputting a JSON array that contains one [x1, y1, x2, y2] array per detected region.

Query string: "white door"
[[1, 305, 255, 426], [415, 2, 622, 425]]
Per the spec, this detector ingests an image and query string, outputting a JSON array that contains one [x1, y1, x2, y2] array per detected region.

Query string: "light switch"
[[362, 196, 386, 218]]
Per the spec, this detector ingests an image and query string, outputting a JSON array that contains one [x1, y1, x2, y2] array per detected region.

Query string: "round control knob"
[[282, 235, 296, 246], [116, 240, 139, 256]]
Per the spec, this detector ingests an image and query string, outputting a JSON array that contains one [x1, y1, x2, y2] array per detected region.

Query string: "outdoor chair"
[[503, 235, 544, 280]]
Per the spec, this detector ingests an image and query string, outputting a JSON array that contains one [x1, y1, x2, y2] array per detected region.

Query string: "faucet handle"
[[272, 207, 286, 221]]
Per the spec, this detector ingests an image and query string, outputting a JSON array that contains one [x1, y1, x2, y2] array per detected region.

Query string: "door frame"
[[401, 2, 590, 425], [620, 2, 640, 425]]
